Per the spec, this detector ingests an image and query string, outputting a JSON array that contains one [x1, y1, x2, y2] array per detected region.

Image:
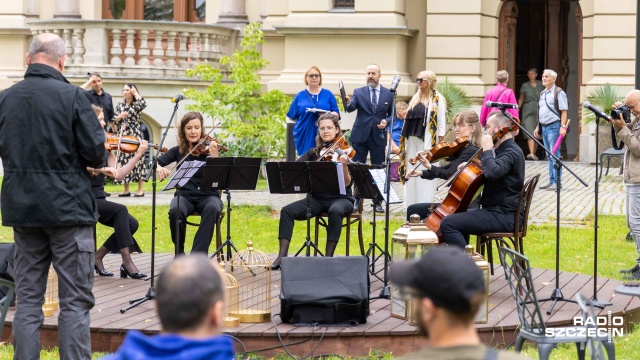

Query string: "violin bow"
[[315, 129, 351, 162], [165, 123, 221, 176], [405, 128, 452, 181]]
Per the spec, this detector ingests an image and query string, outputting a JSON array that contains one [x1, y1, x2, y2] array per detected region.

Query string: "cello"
[[424, 124, 516, 241]]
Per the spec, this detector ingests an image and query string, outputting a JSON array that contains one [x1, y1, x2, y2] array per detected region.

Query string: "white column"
[[54, 0, 81, 19], [217, 0, 248, 28]]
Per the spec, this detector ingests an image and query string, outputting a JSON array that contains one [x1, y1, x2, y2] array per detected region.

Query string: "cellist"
[[271, 113, 354, 270], [439, 112, 525, 249], [405, 111, 483, 221]]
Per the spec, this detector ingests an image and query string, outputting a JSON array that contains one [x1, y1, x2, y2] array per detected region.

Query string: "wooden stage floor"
[[3, 252, 640, 357]]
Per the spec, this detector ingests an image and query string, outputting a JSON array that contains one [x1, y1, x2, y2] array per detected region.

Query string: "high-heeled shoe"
[[94, 265, 114, 277], [120, 265, 147, 279], [271, 264, 281, 271]]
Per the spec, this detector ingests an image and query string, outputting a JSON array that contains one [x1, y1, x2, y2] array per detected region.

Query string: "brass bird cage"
[[42, 265, 59, 317], [216, 259, 240, 328], [229, 241, 272, 323]]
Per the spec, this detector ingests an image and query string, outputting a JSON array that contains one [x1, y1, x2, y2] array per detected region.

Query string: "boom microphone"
[[390, 76, 401, 92], [171, 94, 186, 103], [583, 101, 612, 121], [485, 101, 518, 109]]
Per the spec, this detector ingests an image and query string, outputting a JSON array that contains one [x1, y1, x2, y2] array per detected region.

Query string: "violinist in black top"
[[439, 112, 525, 249], [272, 113, 354, 270], [405, 111, 482, 221], [156, 111, 224, 254]]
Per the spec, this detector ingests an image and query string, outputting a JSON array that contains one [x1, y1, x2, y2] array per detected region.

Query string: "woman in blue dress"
[[287, 66, 340, 156]]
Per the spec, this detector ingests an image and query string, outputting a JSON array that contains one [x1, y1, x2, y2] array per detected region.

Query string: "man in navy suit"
[[346, 64, 394, 213]]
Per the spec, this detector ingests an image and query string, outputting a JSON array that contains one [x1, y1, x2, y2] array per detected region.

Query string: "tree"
[[184, 22, 290, 159]]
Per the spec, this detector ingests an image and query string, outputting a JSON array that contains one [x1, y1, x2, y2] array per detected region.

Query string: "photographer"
[[614, 89, 640, 280]]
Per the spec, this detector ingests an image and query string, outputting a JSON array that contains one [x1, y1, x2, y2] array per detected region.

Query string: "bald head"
[[27, 33, 66, 70], [625, 90, 640, 107]]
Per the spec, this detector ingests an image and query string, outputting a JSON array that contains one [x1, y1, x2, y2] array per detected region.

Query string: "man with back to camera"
[[390, 246, 531, 360], [101, 254, 235, 360], [345, 64, 394, 213], [0, 32, 107, 360]]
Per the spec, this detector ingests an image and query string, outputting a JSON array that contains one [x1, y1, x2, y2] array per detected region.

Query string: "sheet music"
[[162, 160, 205, 191], [336, 163, 346, 195], [369, 168, 401, 204]]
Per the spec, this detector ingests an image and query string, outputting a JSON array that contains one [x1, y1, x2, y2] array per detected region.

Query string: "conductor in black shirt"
[[156, 112, 223, 254], [439, 112, 525, 248]]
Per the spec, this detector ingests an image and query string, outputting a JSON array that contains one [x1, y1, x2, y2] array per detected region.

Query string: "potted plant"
[[582, 83, 628, 165], [437, 77, 470, 140]]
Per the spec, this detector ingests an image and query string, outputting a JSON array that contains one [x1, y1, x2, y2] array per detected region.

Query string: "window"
[[144, 0, 174, 21], [109, 0, 126, 19], [334, 0, 354, 8], [195, 0, 206, 22]]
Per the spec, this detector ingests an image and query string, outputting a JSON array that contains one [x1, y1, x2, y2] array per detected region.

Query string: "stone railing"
[[28, 20, 238, 79]]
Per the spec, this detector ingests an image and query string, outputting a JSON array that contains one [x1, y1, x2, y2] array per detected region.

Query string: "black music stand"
[[266, 161, 347, 257], [162, 160, 205, 255], [201, 157, 261, 261]]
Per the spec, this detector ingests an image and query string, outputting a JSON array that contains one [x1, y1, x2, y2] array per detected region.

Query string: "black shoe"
[[94, 265, 114, 277], [374, 204, 384, 213], [120, 265, 147, 279], [627, 231, 634, 242], [621, 264, 640, 274], [539, 183, 553, 190], [271, 264, 281, 271], [118, 193, 131, 197], [104, 192, 111, 197]]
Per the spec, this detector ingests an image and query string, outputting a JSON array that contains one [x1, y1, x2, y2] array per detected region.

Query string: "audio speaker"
[[280, 256, 369, 325]]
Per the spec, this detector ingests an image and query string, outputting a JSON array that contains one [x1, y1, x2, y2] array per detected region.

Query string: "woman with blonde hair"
[[400, 70, 447, 208]]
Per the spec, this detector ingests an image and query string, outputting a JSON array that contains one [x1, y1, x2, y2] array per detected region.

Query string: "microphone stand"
[[495, 106, 590, 315], [121, 101, 180, 313]]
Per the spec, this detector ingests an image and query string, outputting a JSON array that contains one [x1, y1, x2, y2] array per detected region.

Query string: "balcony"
[[28, 20, 238, 79]]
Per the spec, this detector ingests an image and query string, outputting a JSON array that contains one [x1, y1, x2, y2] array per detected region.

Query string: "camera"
[[611, 105, 632, 123]]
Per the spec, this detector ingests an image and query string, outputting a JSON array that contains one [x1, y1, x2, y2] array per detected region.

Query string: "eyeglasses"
[[319, 126, 335, 132], [307, 74, 321, 79], [453, 125, 469, 130], [416, 78, 425, 83]]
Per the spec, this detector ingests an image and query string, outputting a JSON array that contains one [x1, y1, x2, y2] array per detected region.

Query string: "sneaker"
[[526, 154, 535, 160], [539, 183, 553, 190], [532, 154, 539, 160], [621, 264, 640, 274], [545, 184, 557, 191]]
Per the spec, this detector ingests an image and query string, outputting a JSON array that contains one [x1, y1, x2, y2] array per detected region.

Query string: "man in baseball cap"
[[390, 247, 530, 360]]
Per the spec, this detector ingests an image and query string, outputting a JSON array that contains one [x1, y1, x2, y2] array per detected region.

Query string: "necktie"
[[371, 89, 378, 112]]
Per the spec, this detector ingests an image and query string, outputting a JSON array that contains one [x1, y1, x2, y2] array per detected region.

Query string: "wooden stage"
[[3, 252, 640, 358]]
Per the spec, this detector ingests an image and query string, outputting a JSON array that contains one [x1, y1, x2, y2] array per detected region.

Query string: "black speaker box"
[[280, 256, 369, 325], [0, 243, 15, 306]]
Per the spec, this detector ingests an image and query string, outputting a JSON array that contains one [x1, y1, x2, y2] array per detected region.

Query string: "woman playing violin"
[[405, 111, 482, 221], [88, 105, 148, 279], [156, 111, 223, 254], [438, 112, 525, 249], [272, 113, 354, 270]]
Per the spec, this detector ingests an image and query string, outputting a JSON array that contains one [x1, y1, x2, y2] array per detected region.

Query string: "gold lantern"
[[217, 259, 240, 328], [464, 245, 490, 324], [390, 214, 439, 322], [229, 241, 271, 323], [42, 265, 58, 317]]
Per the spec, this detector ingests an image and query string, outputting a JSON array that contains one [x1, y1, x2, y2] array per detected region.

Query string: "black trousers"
[[353, 128, 385, 206], [96, 199, 138, 253], [439, 209, 515, 249], [279, 196, 354, 243], [406, 202, 439, 221], [169, 194, 223, 254]]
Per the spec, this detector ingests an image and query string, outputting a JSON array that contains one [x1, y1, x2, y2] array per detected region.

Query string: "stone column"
[[217, 0, 248, 28], [26, 0, 39, 17], [54, 0, 81, 19]]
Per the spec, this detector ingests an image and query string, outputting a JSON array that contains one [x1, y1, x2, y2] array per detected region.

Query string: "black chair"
[[314, 199, 365, 256], [0, 279, 15, 330], [498, 247, 615, 360], [599, 147, 625, 181], [477, 174, 540, 275]]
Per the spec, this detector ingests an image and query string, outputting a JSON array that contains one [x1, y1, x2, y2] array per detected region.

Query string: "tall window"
[[144, 0, 174, 21], [334, 0, 355, 8], [195, 0, 206, 22]]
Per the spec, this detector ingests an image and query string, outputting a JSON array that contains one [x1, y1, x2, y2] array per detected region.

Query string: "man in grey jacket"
[[0, 33, 107, 359]]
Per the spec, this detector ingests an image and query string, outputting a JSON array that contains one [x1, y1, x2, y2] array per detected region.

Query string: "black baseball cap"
[[389, 246, 486, 313]]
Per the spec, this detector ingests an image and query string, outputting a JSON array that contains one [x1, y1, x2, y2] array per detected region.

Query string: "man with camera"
[[533, 69, 568, 191], [613, 90, 640, 279]]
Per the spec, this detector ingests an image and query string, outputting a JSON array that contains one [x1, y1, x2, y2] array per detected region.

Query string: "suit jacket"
[[346, 85, 394, 146]]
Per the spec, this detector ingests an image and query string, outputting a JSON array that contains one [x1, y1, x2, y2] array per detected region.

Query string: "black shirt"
[[478, 137, 525, 213], [420, 144, 479, 180], [86, 89, 115, 127], [401, 102, 428, 139], [298, 148, 354, 199], [157, 146, 220, 199]]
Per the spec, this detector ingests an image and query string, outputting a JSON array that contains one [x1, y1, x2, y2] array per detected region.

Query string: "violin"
[[191, 135, 228, 156], [105, 134, 167, 153], [318, 136, 356, 162], [408, 137, 470, 166]]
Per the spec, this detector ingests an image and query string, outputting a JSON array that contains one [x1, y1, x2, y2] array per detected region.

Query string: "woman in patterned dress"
[[113, 83, 148, 197]]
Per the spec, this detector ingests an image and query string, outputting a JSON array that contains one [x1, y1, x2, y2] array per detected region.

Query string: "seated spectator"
[[102, 254, 235, 360]]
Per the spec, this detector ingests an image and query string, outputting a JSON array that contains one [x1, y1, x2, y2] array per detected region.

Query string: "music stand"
[[266, 161, 347, 257], [349, 163, 401, 285], [162, 160, 205, 255], [201, 157, 261, 261]]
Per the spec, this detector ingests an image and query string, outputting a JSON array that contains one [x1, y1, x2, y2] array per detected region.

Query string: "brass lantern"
[[465, 245, 490, 324], [390, 214, 439, 321], [216, 259, 240, 328], [229, 241, 271, 323], [42, 265, 58, 317]]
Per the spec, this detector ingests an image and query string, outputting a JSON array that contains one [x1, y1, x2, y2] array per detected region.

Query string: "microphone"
[[583, 101, 612, 121], [171, 94, 186, 103], [485, 101, 518, 109], [389, 76, 401, 92]]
